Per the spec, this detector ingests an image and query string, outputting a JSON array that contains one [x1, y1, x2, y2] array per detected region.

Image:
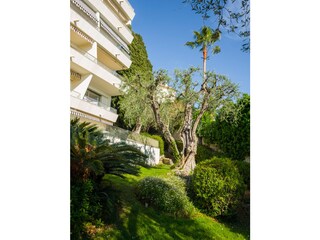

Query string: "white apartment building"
[[70, 0, 135, 128]]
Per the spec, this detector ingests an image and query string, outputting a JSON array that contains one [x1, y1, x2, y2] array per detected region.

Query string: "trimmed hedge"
[[141, 133, 165, 156], [190, 157, 245, 217], [135, 176, 195, 218]]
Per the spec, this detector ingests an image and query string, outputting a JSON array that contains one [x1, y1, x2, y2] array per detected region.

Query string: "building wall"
[[70, 0, 135, 127]]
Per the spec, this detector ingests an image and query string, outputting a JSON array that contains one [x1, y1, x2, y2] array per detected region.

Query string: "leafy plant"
[[198, 94, 250, 160], [195, 144, 216, 163], [190, 157, 245, 217], [135, 176, 195, 218], [70, 118, 149, 239], [71, 180, 102, 240], [234, 160, 250, 190], [70, 118, 148, 182]]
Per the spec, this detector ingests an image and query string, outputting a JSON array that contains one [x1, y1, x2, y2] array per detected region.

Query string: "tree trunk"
[[149, 96, 181, 163], [179, 133, 198, 175], [132, 117, 142, 134], [203, 46, 207, 81]]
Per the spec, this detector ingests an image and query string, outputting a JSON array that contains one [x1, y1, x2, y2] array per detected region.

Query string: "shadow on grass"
[[100, 171, 249, 240]]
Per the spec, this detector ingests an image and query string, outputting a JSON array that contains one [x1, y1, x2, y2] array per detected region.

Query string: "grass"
[[93, 165, 249, 240]]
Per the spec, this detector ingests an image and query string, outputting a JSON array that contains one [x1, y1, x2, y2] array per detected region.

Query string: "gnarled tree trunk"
[[149, 95, 181, 163]]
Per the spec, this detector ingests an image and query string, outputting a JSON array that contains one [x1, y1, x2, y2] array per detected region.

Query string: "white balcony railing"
[[71, 0, 98, 24], [100, 18, 130, 56], [82, 95, 117, 114], [70, 0, 130, 57]]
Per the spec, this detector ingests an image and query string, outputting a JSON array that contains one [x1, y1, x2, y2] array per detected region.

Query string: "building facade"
[[70, 0, 135, 128]]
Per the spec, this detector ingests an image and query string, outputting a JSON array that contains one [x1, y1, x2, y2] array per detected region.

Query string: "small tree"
[[117, 32, 154, 133], [147, 68, 239, 174]]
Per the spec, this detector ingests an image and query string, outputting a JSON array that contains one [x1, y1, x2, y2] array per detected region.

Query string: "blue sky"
[[129, 0, 250, 94]]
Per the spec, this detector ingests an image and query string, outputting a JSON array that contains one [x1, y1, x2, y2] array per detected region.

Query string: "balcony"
[[113, 0, 135, 21], [71, 43, 123, 80], [70, 0, 131, 61], [100, 18, 130, 57], [70, 44, 123, 96], [70, 94, 118, 123], [82, 95, 117, 114]]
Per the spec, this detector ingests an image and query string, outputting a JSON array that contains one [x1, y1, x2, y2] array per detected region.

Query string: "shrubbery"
[[135, 176, 195, 218], [190, 157, 245, 217], [195, 144, 216, 163], [234, 160, 250, 190], [71, 180, 102, 240], [141, 133, 165, 156]]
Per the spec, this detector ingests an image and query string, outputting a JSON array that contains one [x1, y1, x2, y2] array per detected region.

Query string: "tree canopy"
[[183, 0, 250, 52], [198, 94, 250, 160], [116, 32, 154, 133]]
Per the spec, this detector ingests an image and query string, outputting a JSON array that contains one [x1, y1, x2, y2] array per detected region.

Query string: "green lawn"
[[94, 165, 250, 240]]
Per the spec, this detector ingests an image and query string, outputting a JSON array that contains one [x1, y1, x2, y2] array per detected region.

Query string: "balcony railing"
[[71, 0, 98, 24], [119, 0, 134, 13], [101, 0, 133, 33], [82, 95, 118, 113], [100, 18, 130, 56], [70, 0, 130, 57], [70, 70, 82, 81], [70, 43, 124, 81]]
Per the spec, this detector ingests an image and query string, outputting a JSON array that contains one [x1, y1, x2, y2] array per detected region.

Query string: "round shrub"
[[190, 157, 245, 217], [135, 176, 195, 218]]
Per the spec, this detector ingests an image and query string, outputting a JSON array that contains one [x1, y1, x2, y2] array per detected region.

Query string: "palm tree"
[[185, 26, 221, 80], [70, 118, 148, 183]]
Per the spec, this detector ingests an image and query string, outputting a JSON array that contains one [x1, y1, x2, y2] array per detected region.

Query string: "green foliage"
[[211, 94, 250, 160], [234, 160, 250, 190], [183, 0, 250, 52], [70, 118, 148, 182], [185, 25, 221, 57], [198, 94, 250, 160], [96, 165, 250, 239], [170, 141, 181, 164], [71, 180, 102, 240], [70, 118, 149, 238], [117, 32, 154, 131], [195, 144, 216, 163], [141, 133, 165, 155], [191, 157, 245, 217], [136, 176, 195, 218]]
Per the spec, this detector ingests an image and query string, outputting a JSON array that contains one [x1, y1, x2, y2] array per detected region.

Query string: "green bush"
[[141, 133, 165, 156], [71, 180, 102, 240], [195, 145, 216, 163], [234, 160, 250, 190], [190, 157, 245, 217], [135, 176, 195, 218]]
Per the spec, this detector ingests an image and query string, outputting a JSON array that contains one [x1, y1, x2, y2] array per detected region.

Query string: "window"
[[84, 89, 100, 106]]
